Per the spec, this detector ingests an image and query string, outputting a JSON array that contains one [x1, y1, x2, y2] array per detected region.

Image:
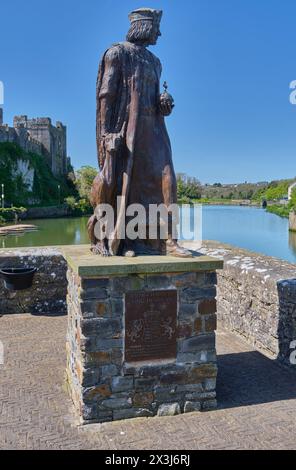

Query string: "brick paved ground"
[[0, 313, 295, 450]]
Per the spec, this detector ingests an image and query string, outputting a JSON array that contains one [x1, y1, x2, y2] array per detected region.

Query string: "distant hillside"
[[201, 179, 296, 201], [252, 179, 294, 201], [201, 182, 268, 200], [0, 142, 77, 207]]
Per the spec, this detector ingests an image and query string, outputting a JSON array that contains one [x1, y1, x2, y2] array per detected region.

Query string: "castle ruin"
[[0, 108, 69, 176]]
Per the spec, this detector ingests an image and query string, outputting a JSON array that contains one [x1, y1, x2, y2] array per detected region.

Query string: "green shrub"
[[76, 198, 92, 214], [64, 196, 77, 211], [177, 196, 192, 204], [0, 206, 27, 222], [64, 196, 92, 216], [177, 173, 202, 201], [266, 205, 290, 218], [75, 166, 97, 200]]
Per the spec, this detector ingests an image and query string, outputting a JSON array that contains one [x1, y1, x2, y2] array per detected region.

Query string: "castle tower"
[[12, 115, 68, 176]]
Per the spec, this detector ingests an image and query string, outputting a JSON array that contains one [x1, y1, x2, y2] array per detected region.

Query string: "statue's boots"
[[122, 239, 193, 258], [122, 240, 136, 257], [165, 239, 193, 258], [91, 240, 111, 257]]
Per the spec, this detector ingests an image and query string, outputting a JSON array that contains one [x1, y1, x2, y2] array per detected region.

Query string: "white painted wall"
[[288, 182, 296, 200]]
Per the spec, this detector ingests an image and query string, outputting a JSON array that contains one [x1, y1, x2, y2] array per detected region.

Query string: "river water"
[[1, 205, 296, 264]]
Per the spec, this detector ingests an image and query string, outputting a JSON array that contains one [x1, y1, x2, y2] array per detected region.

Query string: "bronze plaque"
[[125, 290, 177, 362]]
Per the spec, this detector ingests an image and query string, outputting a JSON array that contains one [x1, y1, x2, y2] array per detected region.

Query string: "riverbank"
[[0, 205, 70, 224], [266, 204, 290, 218], [3, 200, 260, 225], [0, 204, 92, 223], [25, 205, 70, 219], [191, 198, 260, 206]]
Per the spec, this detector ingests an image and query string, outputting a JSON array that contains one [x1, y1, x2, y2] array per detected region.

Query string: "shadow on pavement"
[[217, 350, 296, 409]]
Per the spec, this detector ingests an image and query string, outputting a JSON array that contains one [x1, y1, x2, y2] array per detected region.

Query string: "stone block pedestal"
[[63, 246, 223, 424]]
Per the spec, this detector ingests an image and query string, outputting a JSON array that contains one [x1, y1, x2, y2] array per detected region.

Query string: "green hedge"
[[0, 207, 27, 225], [64, 197, 92, 216]]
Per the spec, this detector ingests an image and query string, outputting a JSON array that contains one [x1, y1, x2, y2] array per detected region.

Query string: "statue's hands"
[[159, 93, 175, 116]]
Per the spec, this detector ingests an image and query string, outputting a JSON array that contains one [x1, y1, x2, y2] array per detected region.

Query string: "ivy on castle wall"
[[0, 142, 77, 207]]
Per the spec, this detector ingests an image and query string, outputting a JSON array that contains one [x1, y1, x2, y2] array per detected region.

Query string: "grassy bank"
[[177, 198, 260, 206], [266, 204, 291, 218], [265, 185, 296, 218]]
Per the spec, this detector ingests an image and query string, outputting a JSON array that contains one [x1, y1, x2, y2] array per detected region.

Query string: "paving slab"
[[0, 313, 295, 449]]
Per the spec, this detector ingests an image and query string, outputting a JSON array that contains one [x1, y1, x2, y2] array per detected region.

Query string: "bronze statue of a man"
[[88, 8, 191, 258]]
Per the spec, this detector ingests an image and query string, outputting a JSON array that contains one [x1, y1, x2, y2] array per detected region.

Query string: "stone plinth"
[[63, 246, 223, 424]]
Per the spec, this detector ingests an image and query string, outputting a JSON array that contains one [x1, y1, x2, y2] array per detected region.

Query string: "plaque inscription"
[[125, 290, 177, 362]]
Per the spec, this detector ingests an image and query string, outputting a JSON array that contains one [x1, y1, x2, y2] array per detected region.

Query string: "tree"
[[185, 176, 202, 199], [75, 166, 97, 201], [176, 173, 201, 201], [177, 173, 187, 201]]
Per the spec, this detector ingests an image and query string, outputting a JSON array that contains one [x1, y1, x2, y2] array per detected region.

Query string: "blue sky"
[[1, 0, 296, 183]]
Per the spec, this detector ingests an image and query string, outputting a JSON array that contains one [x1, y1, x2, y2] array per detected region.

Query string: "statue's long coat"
[[91, 41, 177, 254]]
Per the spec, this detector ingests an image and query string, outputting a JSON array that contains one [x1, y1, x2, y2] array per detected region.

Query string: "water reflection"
[[0, 207, 296, 264], [1, 217, 90, 249]]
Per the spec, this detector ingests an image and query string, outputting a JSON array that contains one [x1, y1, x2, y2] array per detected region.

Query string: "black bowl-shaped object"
[[0, 267, 37, 291]]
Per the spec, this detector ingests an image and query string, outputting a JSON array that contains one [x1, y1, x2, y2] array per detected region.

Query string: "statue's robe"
[[91, 41, 177, 254]]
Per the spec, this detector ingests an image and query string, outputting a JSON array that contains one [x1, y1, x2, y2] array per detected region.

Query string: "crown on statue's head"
[[128, 8, 162, 25]]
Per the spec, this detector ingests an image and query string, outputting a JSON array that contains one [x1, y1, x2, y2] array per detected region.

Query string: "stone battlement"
[[14, 115, 51, 126], [0, 108, 69, 176]]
